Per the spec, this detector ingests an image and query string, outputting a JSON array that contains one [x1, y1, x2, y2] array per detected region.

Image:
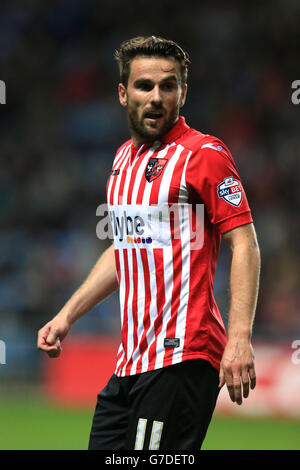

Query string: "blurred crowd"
[[0, 0, 299, 375]]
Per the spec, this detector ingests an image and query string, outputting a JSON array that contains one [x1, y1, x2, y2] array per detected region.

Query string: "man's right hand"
[[37, 316, 71, 358], [37, 244, 118, 359]]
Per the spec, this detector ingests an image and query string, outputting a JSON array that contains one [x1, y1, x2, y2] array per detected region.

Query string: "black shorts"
[[88, 358, 219, 450]]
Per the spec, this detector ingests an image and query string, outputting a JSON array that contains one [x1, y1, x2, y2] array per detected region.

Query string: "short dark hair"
[[114, 36, 190, 88]]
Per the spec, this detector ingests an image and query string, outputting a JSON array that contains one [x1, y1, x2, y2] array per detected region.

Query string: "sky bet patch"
[[217, 176, 243, 207]]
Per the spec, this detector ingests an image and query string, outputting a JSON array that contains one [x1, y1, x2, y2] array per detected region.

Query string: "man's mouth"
[[144, 111, 164, 122]]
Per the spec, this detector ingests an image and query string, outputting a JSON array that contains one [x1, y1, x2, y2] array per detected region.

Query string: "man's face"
[[118, 56, 187, 146]]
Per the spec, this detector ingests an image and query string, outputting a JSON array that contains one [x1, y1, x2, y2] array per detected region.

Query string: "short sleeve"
[[186, 138, 253, 234]]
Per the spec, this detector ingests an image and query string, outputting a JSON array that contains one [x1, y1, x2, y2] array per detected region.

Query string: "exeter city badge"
[[145, 158, 168, 182], [217, 176, 243, 207]]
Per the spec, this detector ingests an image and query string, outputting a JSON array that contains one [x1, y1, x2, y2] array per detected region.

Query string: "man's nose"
[[150, 86, 162, 106]]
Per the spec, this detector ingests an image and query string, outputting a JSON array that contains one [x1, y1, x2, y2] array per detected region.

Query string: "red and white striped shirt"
[[106, 116, 253, 377]]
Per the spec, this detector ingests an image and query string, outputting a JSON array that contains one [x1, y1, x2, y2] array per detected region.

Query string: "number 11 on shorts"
[[134, 418, 164, 450]]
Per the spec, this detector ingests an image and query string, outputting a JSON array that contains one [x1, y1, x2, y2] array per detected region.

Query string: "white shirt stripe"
[[107, 144, 129, 203]]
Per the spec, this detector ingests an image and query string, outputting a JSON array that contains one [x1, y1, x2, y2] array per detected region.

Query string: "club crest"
[[217, 176, 243, 207], [145, 158, 168, 182]]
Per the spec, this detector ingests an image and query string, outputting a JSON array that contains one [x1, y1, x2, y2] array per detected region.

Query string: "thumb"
[[46, 328, 59, 345]]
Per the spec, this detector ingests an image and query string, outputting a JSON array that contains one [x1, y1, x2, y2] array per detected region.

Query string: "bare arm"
[[219, 223, 260, 405], [37, 243, 118, 357]]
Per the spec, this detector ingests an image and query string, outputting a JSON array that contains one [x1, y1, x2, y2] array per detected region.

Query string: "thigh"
[[125, 359, 219, 450], [88, 374, 130, 450]]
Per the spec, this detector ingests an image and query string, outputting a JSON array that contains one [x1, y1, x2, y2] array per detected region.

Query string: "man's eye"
[[137, 83, 152, 91], [162, 83, 175, 91]]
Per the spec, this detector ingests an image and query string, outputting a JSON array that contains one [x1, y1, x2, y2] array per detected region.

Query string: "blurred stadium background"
[[0, 0, 299, 450]]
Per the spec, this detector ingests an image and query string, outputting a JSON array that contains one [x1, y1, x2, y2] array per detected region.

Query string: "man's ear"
[[118, 83, 127, 107], [179, 84, 187, 108]]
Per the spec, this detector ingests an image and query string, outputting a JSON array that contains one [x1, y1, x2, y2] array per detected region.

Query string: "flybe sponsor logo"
[[96, 203, 204, 250], [109, 210, 152, 244]]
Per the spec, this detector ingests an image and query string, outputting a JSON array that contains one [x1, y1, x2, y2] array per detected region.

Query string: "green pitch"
[[0, 397, 299, 450]]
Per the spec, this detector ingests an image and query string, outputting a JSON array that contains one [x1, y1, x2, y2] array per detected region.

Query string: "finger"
[[48, 347, 61, 358], [241, 369, 250, 399], [47, 339, 62, 358], [219, 368, 225, 389], [232, 374, 242, 405], [224, 373, 235, 402], [249, 365, 256, 390], [46, 328, 59, 345], [39, 343, 60, 353], [37, 326, 51, 349]]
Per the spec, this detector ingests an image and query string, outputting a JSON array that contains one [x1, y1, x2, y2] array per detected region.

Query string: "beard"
[[127, 104, 179, 144]]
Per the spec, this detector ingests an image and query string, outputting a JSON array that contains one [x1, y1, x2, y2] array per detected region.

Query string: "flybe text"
[[96, 203, 205, 250], [110, 211, 147, 241]]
